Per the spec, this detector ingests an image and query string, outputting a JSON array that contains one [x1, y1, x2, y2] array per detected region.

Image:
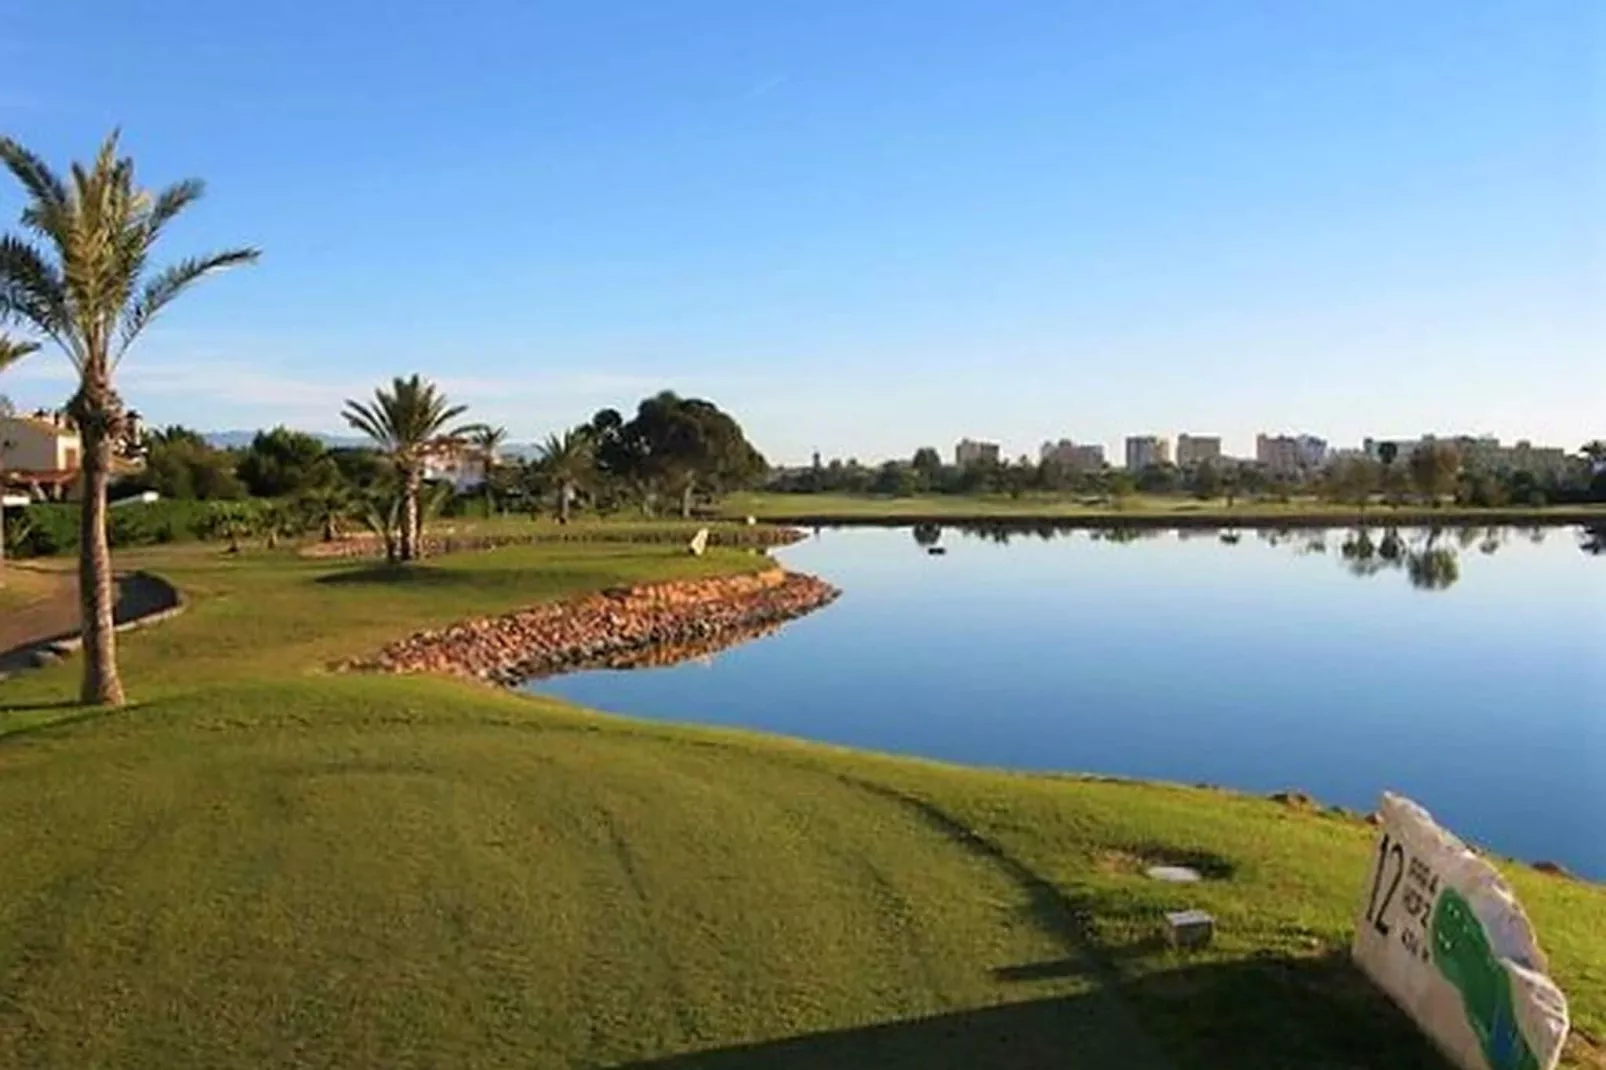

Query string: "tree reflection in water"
[[886, 522, 1599, 587]]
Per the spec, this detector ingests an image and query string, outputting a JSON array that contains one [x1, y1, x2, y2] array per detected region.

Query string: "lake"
[[532, 524, 1606, 880]]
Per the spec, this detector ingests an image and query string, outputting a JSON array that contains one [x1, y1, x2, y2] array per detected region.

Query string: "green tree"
[[0, 132, 258, 706], [911, 446, 943, 490], [1408, 442, 1461, 504], [341, 375, 470, 562], [0, 333, 40, 573], [136, 428, 247, 500], [1324, 457, 1378, 508], [1192, 462, 1224, 500], [236, 426, 330, 497], [327, 446, 389, 489], [537, 429, 593, 523], [621, 392, 766, 518]]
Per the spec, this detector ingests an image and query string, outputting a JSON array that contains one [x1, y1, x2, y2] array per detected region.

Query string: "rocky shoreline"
[[339, 567, 840, 685]]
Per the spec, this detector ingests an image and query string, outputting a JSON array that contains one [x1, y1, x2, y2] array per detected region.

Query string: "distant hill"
[[203, 430, 544, 460], [202, 431, 370, 451]]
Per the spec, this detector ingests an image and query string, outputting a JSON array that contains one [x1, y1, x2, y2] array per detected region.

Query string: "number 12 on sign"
[[1367, 833, 1406, 937]]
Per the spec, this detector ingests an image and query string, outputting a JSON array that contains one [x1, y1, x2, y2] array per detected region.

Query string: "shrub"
[[6, 498, 291, 559]]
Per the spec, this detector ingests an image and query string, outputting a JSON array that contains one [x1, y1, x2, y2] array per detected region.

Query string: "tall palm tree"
[[0, 334, 40, 573], [341, 375, 470, 561], [0, 132, 258, 706], [538, 429, 593, 523]]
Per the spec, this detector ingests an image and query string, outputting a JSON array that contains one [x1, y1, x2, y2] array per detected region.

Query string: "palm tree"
[[538, 429, 593, 523], [466, 423, 507, 516], [0, 334, 40, 573], [298, 479, 352, 543], [341, 375, 470, 561], [0, 132, 258, 706]]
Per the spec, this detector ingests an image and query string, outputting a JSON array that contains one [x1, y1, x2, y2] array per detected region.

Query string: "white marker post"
[[1352, 793, 1569, 1070]]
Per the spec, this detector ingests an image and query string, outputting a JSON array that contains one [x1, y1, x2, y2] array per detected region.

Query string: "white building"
[[1175, 434, 1222, 468], [1257, 433, 1327, 473], [954, 438, 1001, 468], [0, 411, 83, 500], [1039, 439, 1106, 471], [422, 440, 496, 491], [1124, 435, 1171, 470]]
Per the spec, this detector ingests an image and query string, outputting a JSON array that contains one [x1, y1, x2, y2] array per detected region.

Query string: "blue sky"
[[1, 0, 1599, 463]]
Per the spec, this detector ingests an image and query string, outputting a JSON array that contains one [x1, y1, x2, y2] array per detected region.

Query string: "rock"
[[1352, 792, 1570, 1070], [1532, 861, 1575, 880], [1165, 909, 1215, 949], [1270, 790, 1316, 809], [1146, 865, 1202, 884]]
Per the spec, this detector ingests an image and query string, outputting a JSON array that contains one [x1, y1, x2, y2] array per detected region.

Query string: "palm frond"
[[148, 178, 206, 237], [116, 248, 261, 357], [0, 236, 78, 365], [342, 399, 394, 449], [0, 333, 40, 373], [0, 137, 68, 212]]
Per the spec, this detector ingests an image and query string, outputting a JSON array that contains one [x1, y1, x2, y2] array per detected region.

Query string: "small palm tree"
[[466, 424, 507, 516], [298, 479, 352, 543], [538, 429, 593, 523], [0, 133, 258, 706], [0, 334, 40, 573], [341, 375, 470, 561]]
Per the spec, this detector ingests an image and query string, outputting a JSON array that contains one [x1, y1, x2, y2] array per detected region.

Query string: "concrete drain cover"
[[1145, 865, 1203, 883]]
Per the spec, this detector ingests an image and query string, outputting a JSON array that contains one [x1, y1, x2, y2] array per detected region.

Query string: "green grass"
[[721, 490, 1606, 525], [0, 563, 63, 612], [1, 538, 1601, 1069]]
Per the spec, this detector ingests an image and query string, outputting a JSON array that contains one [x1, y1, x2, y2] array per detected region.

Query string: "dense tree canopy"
[[237, 426, 331, 497]]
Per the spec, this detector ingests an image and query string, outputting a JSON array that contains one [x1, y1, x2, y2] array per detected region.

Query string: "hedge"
[[1, 499, 284, 559]]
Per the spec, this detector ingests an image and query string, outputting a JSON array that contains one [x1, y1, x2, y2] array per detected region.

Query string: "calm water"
[[534, 524, 1606, 879]]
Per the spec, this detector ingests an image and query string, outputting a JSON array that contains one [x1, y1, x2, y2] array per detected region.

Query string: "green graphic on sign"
[[1431, 887, 1539, 1070]]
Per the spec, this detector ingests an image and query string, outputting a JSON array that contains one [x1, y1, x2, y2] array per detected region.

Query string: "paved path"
[[0, 570, 178, 675]]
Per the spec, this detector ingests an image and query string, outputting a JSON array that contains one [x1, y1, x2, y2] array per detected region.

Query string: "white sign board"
[[1352, 793, 1569, 1070]]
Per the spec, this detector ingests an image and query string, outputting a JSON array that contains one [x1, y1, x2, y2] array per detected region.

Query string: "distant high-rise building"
[[1039, 438, 1107, 471], [955, 438, 1001, 468], [1364, 435, 1569, 476], [1257, 433, 1328, 473], [1124, 435, 1171, 470], [1175, 434, 1222, 468]]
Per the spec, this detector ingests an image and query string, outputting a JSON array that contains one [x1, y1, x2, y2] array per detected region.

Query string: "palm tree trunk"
[[680, 478, 694, 519], [401, 469, 421, 562], [559, 481, 572, 524], [77, 419, 126, 707]]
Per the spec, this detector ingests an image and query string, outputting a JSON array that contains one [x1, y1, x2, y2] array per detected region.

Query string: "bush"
[[6, 499, 288, 559]]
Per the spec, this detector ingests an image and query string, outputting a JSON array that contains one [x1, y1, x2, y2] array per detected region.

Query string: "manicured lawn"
[[1, 538, 1601, 1068], [720, 490, 1606, 526], [0, 562, 64, 613]]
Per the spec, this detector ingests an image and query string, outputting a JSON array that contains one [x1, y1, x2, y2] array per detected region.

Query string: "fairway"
[[1, 537, 1602, 1068]]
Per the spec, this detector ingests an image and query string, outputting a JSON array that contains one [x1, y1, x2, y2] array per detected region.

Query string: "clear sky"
[[1, 0, 1600, 463]]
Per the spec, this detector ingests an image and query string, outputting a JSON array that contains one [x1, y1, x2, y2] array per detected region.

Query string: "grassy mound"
[[2, 536, 1601, 1068]]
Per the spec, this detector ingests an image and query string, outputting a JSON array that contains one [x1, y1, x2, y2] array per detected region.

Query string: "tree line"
[[774, 441, 1606, 508]]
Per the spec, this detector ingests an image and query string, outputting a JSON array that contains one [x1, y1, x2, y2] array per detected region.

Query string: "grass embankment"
[[721, 491, 1606, 527], [2, 532, 1602, 1069], [0, 563, 63, 613]]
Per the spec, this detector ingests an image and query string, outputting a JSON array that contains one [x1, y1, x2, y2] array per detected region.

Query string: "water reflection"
[[908, 522, 1600, 592]]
